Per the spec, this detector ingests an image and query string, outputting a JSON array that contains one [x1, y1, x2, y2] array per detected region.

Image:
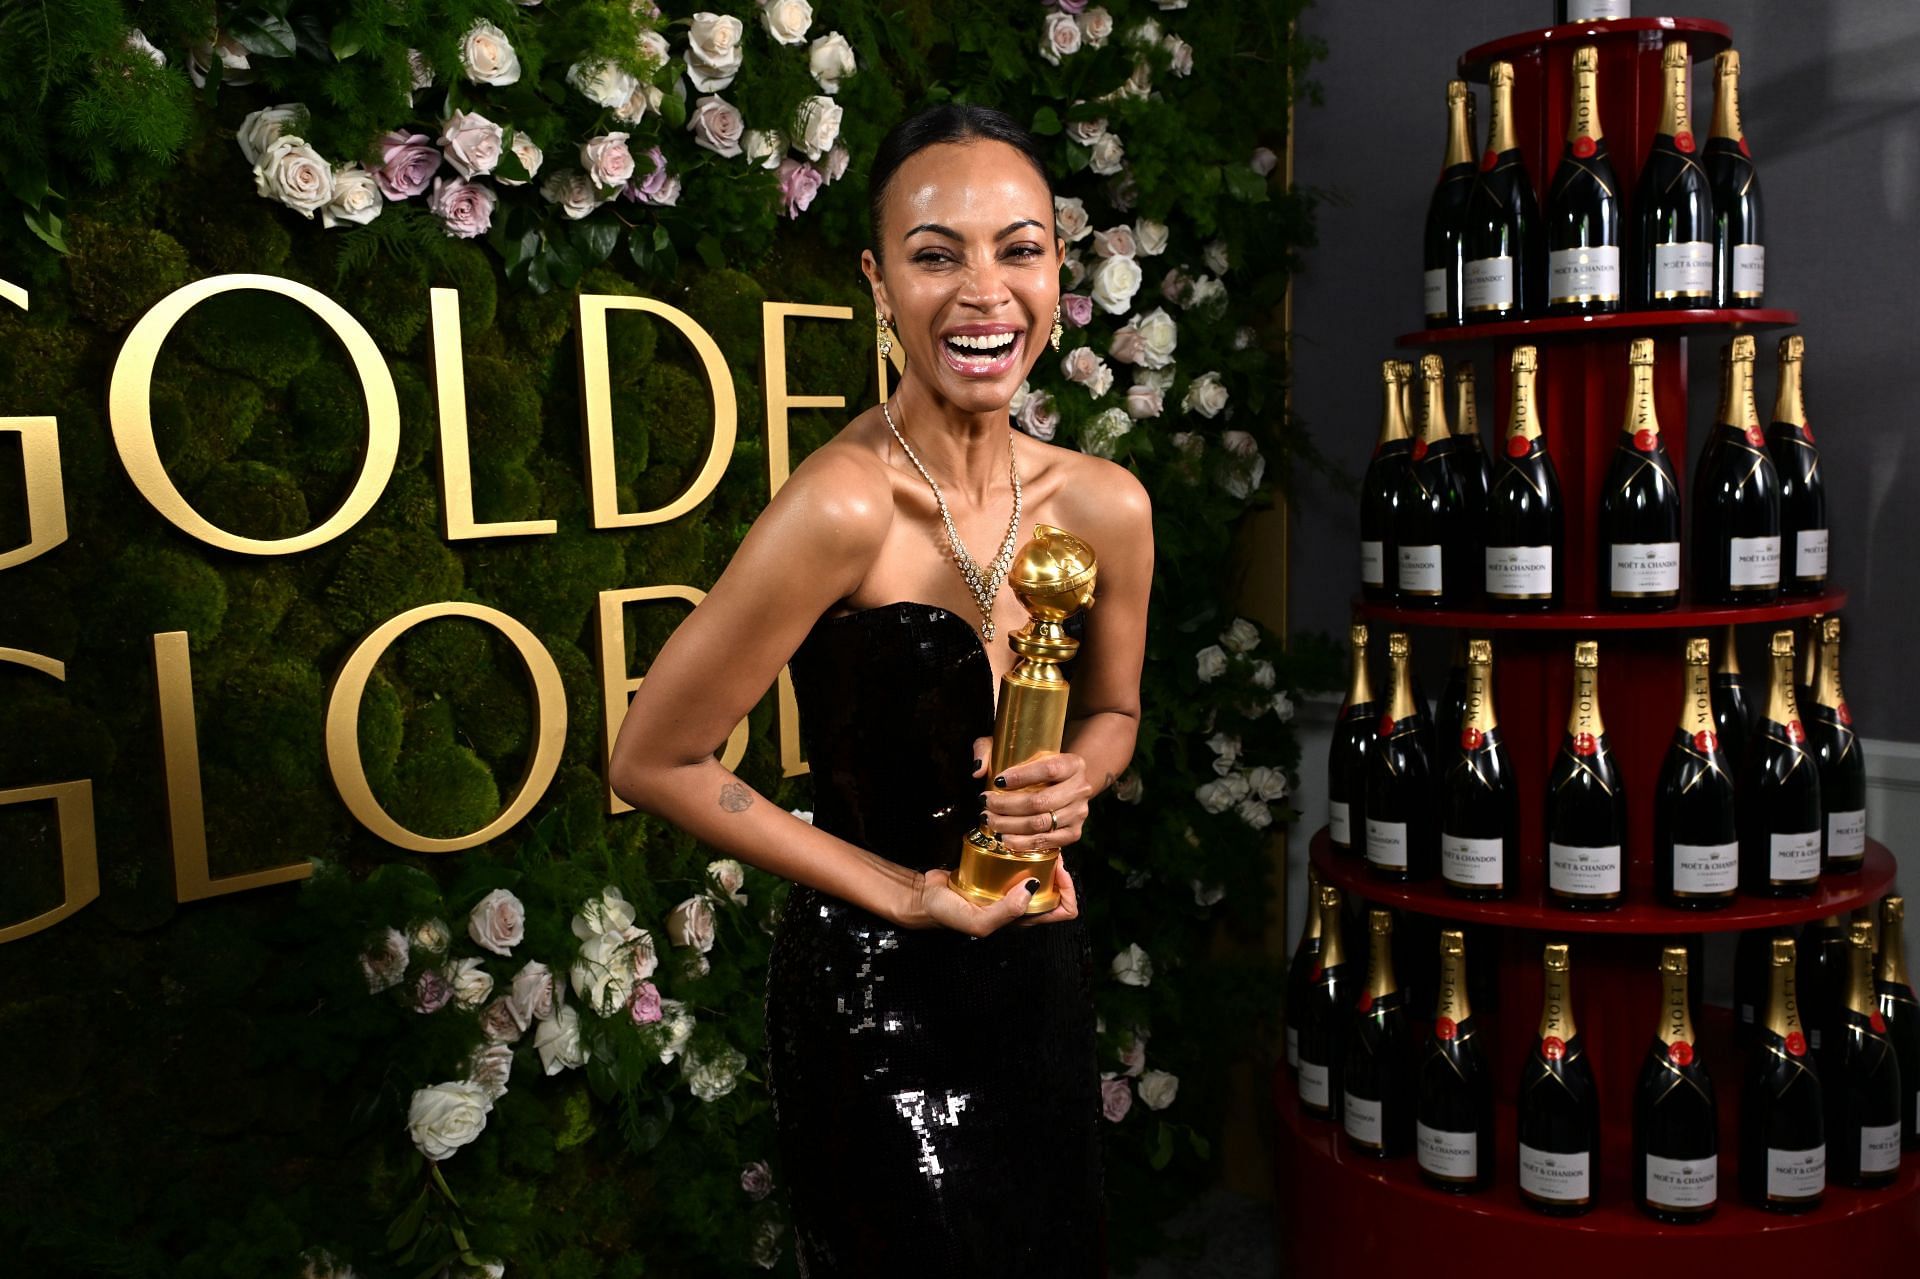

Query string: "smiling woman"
[[608, 104, 1154, 1277]]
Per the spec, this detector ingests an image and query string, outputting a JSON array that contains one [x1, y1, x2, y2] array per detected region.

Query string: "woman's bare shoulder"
[[761, 414, 898, 553], [1033, 439, 1152, 547]]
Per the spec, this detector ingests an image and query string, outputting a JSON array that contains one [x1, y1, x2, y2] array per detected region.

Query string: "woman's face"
[[864, 139, 1063, 417]]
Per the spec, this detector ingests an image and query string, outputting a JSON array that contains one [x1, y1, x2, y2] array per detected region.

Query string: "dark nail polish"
[[1024, 878, 1040, 895], [979, 810, 990, 825], [972, 757, 983, 771], [993, 775, 1007, 788]]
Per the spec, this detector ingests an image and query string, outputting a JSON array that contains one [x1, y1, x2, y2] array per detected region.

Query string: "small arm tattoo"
[[718, 781, 754, 813]]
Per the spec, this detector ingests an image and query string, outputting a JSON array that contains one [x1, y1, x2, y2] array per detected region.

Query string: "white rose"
[[1248, 765, 1290, 803], [686, 12, 747, 92], [823, 142, 850, 183], [1128, 17, 1163, 46], [1138, 366, 1176, 392], [1233, 325, 1258, 350], [684, 1042, 749, 1101], [1186, 274, 1229, 315], [571, 885, 638, 941], [1060, 345, 1107, 388], [1195, 644, 1227, 683], [744, 128, 786, 170], [533, 1004, 587, 1075], [572, 930, 638, 1015], [666, 895, 716, 953], [253, 136, 333, 218], [1250, 146, 1279, 176], [614, 82, 665, 124], [1272, 691, 1297, 721], [236, 104, 306, 166], [439, 109, 503, 179], [1164, 33, 1195, 77], [1218, 429, 1267, 498], [1251, 659, 1276, 688], [1204, 239, 1230, 275], [637, 29, 672, 71], [1039, 12, 1082, 65], [1207, 730, 1241, 763], [681, 96, 743, 160], [1016, 389, 1060, 442], [540, 169, 603, 220], [1161, 266, 1192, 303], [360, 927, 410, 993], [1066, 114, 1108, 146], [187, 34, 252, 89], [567, 60, 639, 109], [1091, 225, 1135, 261], [1131, 307, 1178, 370], [446, 957, 495, 1009], [1194, 775, 1245, 813], [655, 997, 697, 1063], [496, 132, 542, 185], [467, 889, 525, 956], [506, 960, 556, 1030], [1080, 407, 1131, 459], [761, 0, 813, 44], [1221, 617, 1260, 653], [407, 1080, 492, 1160], [1089, 255, 1143, 315], [1192, 880, 1226, 907], [407, 49, 434, 92], [1077, 7, 1115, 47], [1062, 249, 1089, 289], [408, 917, 450, 955], [1088, 133, 1126, 177], [1183, 371, 1230, 419], [1124, 384, 1163, 420], [1114, 770, 1145, 803], [1138, 1068, 1180, 1111], [1116, 61, 1153, 100], [808, 31, 857, 93], [581, 131, 636, 188], [466, 1043, 513, 1101], [1133, 219, 1170, 256], [125, 28, 166, 67], [459, 20, 521, 86], [1236, 797, 1274, 830], [1111, 942, 1153, 988], [708, 859, 749, 904], [795, 95, 843, 161], [1053, 194, 1092, 240]]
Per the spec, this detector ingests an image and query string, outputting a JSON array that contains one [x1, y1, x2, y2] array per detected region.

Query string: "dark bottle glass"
[[1635, 41, 1716, 309], [1878, 896, 1920, 1150], [1359, 360, 1414, 602], [1433, 632, 1469, 756], [1343, 909, 1415, 1158], [1518, 943, 1600, 1216], [1327, 623, 1378, 855], [1692, 335, 1782, 604], [1741, 936, 1825, 1211], [1801, 914, 1847, 1058], [1712, 624, 1752, 773], [1463, 60, 1542, 321], [1284, 864, 1324, 1077], [1599, 339, 1682, 611], [1707, 49, 1765, 306], [1545, 46, 1623, 316], [1394, 354, 1478, 608], [1738, 630, 1822, 897], [1295, 883, 1352, 1120], [1829, 920, 1905, 1187], [1484, 345, 1563, 610], [1769, 337, 1828, 594], [1424, 80, 1477, 326], [1441, 639, 1517, 899], [1365, 632, 1437, 882], [1635, 946, 1719, 1222], [1452, 362, 1490, 519], [1417, 929, 1495, 1191], [1546, 641, 1627, 909], [1798, 613, 1823, 717], [1655, 637, 1739, 907], [1807, 616, 1867, 873]]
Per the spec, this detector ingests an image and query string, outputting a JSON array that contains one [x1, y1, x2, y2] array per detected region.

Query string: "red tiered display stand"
[[1277, 15, 1920, 1268]]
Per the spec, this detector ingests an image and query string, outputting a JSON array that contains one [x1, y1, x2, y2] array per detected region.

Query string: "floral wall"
[[0, 1, 1325, 1275]]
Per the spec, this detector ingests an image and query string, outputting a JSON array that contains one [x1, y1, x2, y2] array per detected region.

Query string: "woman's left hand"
[[972, 737, 1094, 853]]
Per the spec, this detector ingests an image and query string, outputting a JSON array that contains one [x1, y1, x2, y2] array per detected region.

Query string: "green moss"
[[682, 267, 767, 358], [465, 355, 542, 466], [540, 634, 601, 769], [0, 314, 96, 411], [0, 689, 117, 786], [605, 397, 651, 486], [378, 739, 501, 840], [397, 615, 493, 696], [208, 657, 327, 777], [393, 364, 436, 472], [468, 532, 625, 640], [627, 363, 715, 509], [272, 598, 344, 666], [64, 216, 192, 332], [357, 671, 406, 789], [626, 518, 710, 587], [99, 543, 227, 645], [431, 242, 499, 335], [581, 268, 658, 378], [374, 465, 443, 532], [167, 201, 293, 275], [150, 364, 266, 488], [288, 358, 373, 475], [179, 290, 324, 387], [546, 764, 609, 849], [202, 763, 344, 875], [0, 568, 79, 663], [452, 665, 532, 761], [473, 461, 544, 525], [344, 266, 431, 356], [191, 462, 313, 543], [202, 563, 299, 675], [500, 286, 576, 366], [322, 526, 464, 635]]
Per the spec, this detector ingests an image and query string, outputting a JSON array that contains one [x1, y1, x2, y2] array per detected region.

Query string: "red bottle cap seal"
[[1634, 428, 1659, 452], [1573, 732, 1598, 757], [1669, 1041, 1694, 1066], [1675, 131, 1696, 152], [1786, 1030, 1808, 1056], [1543, 1035, 1567, 1060], [1574, 137, 1597, 159], [1507, 434, 1530, 458], [1693, 730, 1719, 753], [1462, 727, 1484, 751], [1436, 1016, 1458, 1041]]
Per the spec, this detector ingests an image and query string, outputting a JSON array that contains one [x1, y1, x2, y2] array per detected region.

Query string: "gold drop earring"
[[876, 313, 895, 359], [1050, 303, 1064, 350]]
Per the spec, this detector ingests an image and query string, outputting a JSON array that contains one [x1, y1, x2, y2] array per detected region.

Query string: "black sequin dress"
[[765, 601, 1105, 1278]]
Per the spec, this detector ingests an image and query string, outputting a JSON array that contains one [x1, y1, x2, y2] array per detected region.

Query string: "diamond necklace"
[[881, 400, 1023, 642]]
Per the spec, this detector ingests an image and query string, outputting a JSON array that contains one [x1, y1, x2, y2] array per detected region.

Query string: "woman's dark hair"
[[867, 104, 1054, 258]]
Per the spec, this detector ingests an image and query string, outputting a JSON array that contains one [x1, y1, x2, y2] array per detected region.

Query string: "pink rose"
[[629, 980, 664, 1025], [1015, 389, 1060, 442], [777, 158, 824, 220], [1124, 384, 1164, 419], [1108, 324, 1144, 364], [1053, 0, 1090, 17], [1061, 293, 1095, 327], [413, 967, 454, 1014], [426, 177, 496, 239], [480, 996, 523, 1044], [1160, 267, 1192, 305], [1101, 1076, 1132, 1122], [438, 109, 503, 179], [741, 1160, 774, 1200], [372, 131, 441, 199], [1092, 225, 1136, 259], [581, 131, 636, 189]]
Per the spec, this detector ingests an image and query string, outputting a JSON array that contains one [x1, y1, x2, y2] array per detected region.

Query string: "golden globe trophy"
[[950, 524, 1097, 915]]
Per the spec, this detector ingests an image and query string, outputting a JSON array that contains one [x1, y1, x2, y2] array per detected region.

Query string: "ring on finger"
[[1048, 809, 1059, 832]]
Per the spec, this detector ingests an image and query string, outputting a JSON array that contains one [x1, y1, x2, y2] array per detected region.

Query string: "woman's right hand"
[[908, 863, 1079, 935]]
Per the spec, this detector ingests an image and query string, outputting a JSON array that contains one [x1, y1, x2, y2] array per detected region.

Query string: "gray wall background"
[[1289, 0, 1920, 720]]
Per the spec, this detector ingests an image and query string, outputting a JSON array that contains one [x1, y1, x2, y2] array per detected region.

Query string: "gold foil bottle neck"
[[1452, 363, 1479, 440], [1659, 40, 1692, 138], [1463, 639, 1497, 734], [1814, 616, 1846, 713], [1847, 921, 1878, 1017], [1418, 353, 1451, 443], [1623, 340, 1659, 438], [1712, 49, 1744, 141], [1567, 641, 1604, 739], [1767, 629, 1801, 726], [1377, 360, 1413, 445], [1303, 863, 1323, 941], [1444, 79, 1475, 169], [1538, 943, 1577, 1041], [1659, 946, 1696, 1048], [1766, 935, 1803, 1040], [1367, 909, 1398, 1002], [1436, 930, 1471, 1024], [1726, 337, 1759, 430], [1316, 884, 1345, 968], [1882, 897, 1910, 987], [1387, 632, 1418, 723], [1488, 61, 1518, 155], [1507, 346, 1542, 442], [1680, 638, 1715, 736], [1567, 46, 1603, 143], [1346, 624, 1376, 707], [1774, 336, 1808, 426]]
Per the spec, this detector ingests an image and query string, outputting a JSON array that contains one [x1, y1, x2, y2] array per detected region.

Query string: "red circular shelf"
[[1310, 829, 1896, 935], [1459, 17, 1732, 81], [1353, 588, 1848, 632], [1398, 307, 1800, 349]]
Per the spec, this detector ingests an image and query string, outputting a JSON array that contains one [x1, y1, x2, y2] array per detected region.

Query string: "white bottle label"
[[1397, 544, 1443, 596], [1485, 545, 1553, 599], [1728, 534, 1782, 588], [1343, 1093, 1384, 1148], [1610, 542, 1681, 595], [1366, 818, 1409, 871], [1766, 1145, 1825, 1201], [1862, 1123, 1902, 1174], [1549, 843, 1622, 896], [1424, 267, 1450, 318], [1732, 243, 1766, 299], [1287, 1025, 1298, 1068], [1565, 0, 1630, 19], [1360, 539, 1385, 587], [1827, 809, 1867, 862], [1645, 1153, 1718, 1210], [1442, 833, 1505, 887], [1330, 800, 1352, 847], [1795, 528, 1830, 579], [1672, 841, 1740, 895], [1653, 241, 1715, 298], [1548, 244, 1622, 303], [1769, 829, 1822, 882], [1519, 1144, 1592, 1202], [1298, 1058, 1330, 1109], [1417, 1123, 1479, 1182], [1463, 256, 1515, 312]]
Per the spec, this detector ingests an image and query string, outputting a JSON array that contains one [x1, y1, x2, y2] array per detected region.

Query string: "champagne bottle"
[[1452, 361, 1491, 516], [1327, 624, 1378, 853], [1557, 0, 1629, 20], [1599, 339, 1682, 610], [1808, 616, 1866, 873], [1546, 641, 1627, 908], [1769, 337, 1829, 593], [1742, 936, 1825, 1211], [1433, 632, 1469, 758], [1692, 335, 1782, 603], [1518, 943, 1599, 1215], [1417, 929, 1495, 1190], [1635, 946, 1719, 1222], [1285, 865, 1324, 1074], [1359, 361, 1415, 601], [1484, 346, 1564, 608], [1296, 883, 1351, 1119], [1877, 897, 1920, 1150], [1707, 50, 1765, 306], [1739, 630, 1822, 897], [1366, 632, 1437, 881], [1344, 910, 1415, 1157], [1463, 61, 1542, 321], [1394, 354, 1477, 606], [1737, 926, 1792, 1043], [1802, 914, 1847, 1056], [1634, 41, 1715, 309], [1546, 46, 1623, 316], [1829, 919, 1905, 1187], [1798, 613, 1824, 712], [1712, 625, 1752, 772], [1424, 80, 1477, 326], [1655, 637, 1739, 907], [1442, 639, 1517, 899]]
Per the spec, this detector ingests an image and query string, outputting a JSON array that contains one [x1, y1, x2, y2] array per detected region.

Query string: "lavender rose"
[[777, 158, 824, 219], [629, 980, 664, 1025], [688, 96, 746, 158], [1101, 1075, 1133, 1122], [1060, 293, 1095, 327], [439, 109, 503, 179], [426, 176, 496, 239], [480, 996, 523, 1044], [741, 1160, 774, 1200], [372, 132, 441, 200], [412, 967, 454, 1014]]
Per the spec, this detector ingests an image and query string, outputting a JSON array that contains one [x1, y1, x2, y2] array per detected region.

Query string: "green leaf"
[[495, 137, 530, 185], [329, 23, 362, 60], [1187, 1127, 1211, 1159], [658, 92, 687, 130], [1031, 106, 1062, 136], [1223, 165, 1271, 204], [385, 1188, 429, 1252], [694, 234, 725, 270], [574, 219, 620, 265], [22, 207, 65, 254], [1150, 1121, 1175, 1170]]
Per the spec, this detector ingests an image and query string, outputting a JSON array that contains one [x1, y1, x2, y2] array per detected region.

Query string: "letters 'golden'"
[[0, 417, 67, 571], [428, 287, 558, 541], [0, 647, 99, 942]]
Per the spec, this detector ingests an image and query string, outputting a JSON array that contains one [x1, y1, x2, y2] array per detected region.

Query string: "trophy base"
[[951, 829, 1061, 915]]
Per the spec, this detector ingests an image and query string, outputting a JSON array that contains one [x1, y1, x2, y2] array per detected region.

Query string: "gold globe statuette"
[[950, 524, 1097, 914]]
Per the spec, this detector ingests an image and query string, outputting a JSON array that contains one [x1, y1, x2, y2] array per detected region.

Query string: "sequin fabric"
[[766, 602, 1105, 1278]]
